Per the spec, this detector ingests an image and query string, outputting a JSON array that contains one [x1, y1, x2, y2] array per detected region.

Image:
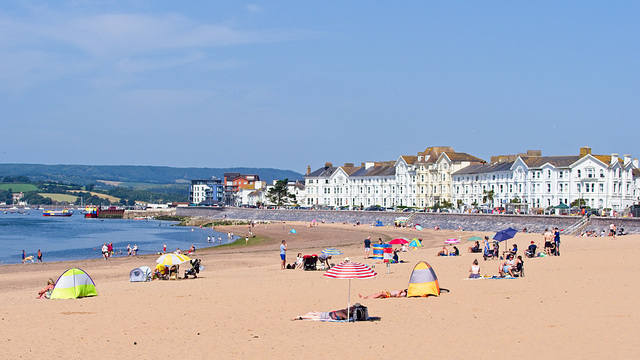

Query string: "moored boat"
[[84, 206, 99, 218], [43, 209, 73, 217]]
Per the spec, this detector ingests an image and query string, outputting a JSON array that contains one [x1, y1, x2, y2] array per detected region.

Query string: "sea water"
[[0, 210, 236, 264]]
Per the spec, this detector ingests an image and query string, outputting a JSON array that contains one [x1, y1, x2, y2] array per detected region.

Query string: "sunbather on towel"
[[359, 289, 407, 299], [294, 306, 355, 321]]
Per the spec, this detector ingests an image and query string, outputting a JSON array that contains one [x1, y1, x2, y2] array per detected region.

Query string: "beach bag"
[[352, 303, 369, 321]]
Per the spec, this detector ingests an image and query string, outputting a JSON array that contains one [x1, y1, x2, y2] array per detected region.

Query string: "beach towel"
[[464, 276, 519, 280]]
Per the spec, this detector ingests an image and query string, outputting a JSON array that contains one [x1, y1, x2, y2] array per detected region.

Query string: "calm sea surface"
[[0, 210, 235, 265]]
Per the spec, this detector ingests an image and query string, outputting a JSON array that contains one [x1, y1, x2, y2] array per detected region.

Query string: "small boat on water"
[[43, 209, 73, 217], [84, 206, 99, 218]]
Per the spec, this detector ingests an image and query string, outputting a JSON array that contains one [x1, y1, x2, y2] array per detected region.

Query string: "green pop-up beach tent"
[[50, 268, 98, 299]]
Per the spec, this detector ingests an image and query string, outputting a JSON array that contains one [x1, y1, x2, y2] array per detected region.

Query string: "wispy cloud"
[[0, 4, 305, 94], [245, 4, 261, 13]]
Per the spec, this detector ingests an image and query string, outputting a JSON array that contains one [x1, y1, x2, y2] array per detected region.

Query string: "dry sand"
[[1, 222, 638, 359]]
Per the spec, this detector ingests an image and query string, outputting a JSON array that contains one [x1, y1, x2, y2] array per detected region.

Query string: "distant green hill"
[[0, 164, 304, 189]]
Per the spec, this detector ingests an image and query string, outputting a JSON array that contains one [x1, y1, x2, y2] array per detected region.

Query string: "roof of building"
[[452, 161, 515, 175], [443, 152, 486, 163], [399, 155, 418, 164], [520, 155, 579, 168]]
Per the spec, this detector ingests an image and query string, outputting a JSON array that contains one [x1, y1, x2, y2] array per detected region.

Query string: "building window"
[[577, 170, 581, 178]]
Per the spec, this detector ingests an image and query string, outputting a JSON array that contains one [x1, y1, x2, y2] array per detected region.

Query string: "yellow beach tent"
[[407, 261, 440, 297], [50, 268, 98, 299]]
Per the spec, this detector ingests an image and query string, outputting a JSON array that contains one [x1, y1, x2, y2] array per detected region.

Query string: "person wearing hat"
[[526, 241, 537, 258]]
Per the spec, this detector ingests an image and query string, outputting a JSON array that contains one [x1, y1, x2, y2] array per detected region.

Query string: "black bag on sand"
[[352, 303, 369, 321]]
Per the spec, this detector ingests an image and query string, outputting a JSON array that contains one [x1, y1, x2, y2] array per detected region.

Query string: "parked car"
[[365, 205, 384, 211]]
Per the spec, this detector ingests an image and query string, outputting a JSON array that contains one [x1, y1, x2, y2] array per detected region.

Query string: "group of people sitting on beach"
[[436, 245, 459, 257]]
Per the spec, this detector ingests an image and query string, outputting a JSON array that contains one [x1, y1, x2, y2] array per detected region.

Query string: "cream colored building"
[[415, 147, 486, 208]]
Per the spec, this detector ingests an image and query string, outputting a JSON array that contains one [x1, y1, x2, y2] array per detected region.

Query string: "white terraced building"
[[451, 147, 640, 212], [304, 157, 418, 209]]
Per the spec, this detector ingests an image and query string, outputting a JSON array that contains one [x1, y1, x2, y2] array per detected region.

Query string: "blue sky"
[[1, 1, 638, 173]]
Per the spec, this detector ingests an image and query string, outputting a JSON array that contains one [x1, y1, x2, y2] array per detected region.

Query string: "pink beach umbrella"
[[389, 238, 410, 245], [324, 262, 377, 321]]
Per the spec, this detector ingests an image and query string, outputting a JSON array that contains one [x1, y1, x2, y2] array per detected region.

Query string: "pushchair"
[[184, 259, 201, 279], [303, 255, 318, 271]]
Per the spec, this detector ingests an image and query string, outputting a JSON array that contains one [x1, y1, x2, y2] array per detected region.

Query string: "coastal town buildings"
[[304, 146, 640, 214], [223, 173, 260, 206], [451, 147, 639, 213], [189, 178, 223, 205], [241, 179, 306, 207], [415, 147, 486, 208]]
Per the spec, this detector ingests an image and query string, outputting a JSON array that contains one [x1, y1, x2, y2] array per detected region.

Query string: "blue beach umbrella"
[[493, 228, 518, 251], [321, 248, 343, 256]]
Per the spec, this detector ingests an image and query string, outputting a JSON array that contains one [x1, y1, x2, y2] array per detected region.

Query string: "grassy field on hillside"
[[0, 183, 38, 192], [68, 190, 120, 202], [38, 193, 78, 203]]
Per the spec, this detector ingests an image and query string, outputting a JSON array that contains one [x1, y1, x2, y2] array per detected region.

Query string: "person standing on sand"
[[22, 250, 26, 264], [280, 240, 287, 270], [37, 249, 42, 263], [127, 244, 132, 256], [544, 229, 553, 256], [133, 244, 138, 256], [553, 227, 561, 256], [364, 236, 371, 259], [163, 244, 167, 252], [102, 243, 108, 260]]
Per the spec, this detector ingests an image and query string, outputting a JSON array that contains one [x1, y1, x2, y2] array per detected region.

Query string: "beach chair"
[[513, 261, 524, 277], [303, 255, 318, 271], [169, 265, 179, 280], [483, 248, 495, 261], [184, 259, 201, 279]]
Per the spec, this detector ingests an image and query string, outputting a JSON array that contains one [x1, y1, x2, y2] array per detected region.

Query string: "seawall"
[[176, 207, 640, 234]]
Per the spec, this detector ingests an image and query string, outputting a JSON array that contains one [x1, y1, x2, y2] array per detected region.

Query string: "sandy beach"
[[1, 221, 638, 359]]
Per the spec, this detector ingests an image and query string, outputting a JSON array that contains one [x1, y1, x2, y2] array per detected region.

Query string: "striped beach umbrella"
[[444, 238, 460, 245], [156, 253, 191, 266], [324, 262, 377, 322], [321, 248, 343, 256]]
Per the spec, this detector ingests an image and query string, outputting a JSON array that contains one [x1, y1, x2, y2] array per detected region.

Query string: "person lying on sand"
[[359, 289, 407, 299], [293, 306, 355, 321]]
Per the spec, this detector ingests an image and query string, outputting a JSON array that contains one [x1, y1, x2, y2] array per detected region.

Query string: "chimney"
[[324, 162, 333, 169], [579, 146, 591, 157], [306, 166, 311, 175], [344, 163, 354, 167], [623, 154, 631, 165], [610, 153, 618, 165]]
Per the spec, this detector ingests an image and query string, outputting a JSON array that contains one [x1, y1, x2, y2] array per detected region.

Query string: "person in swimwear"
[[37, 278, 55, 299], [358, 289, 407, 299], [293, 306, 355, 321]]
